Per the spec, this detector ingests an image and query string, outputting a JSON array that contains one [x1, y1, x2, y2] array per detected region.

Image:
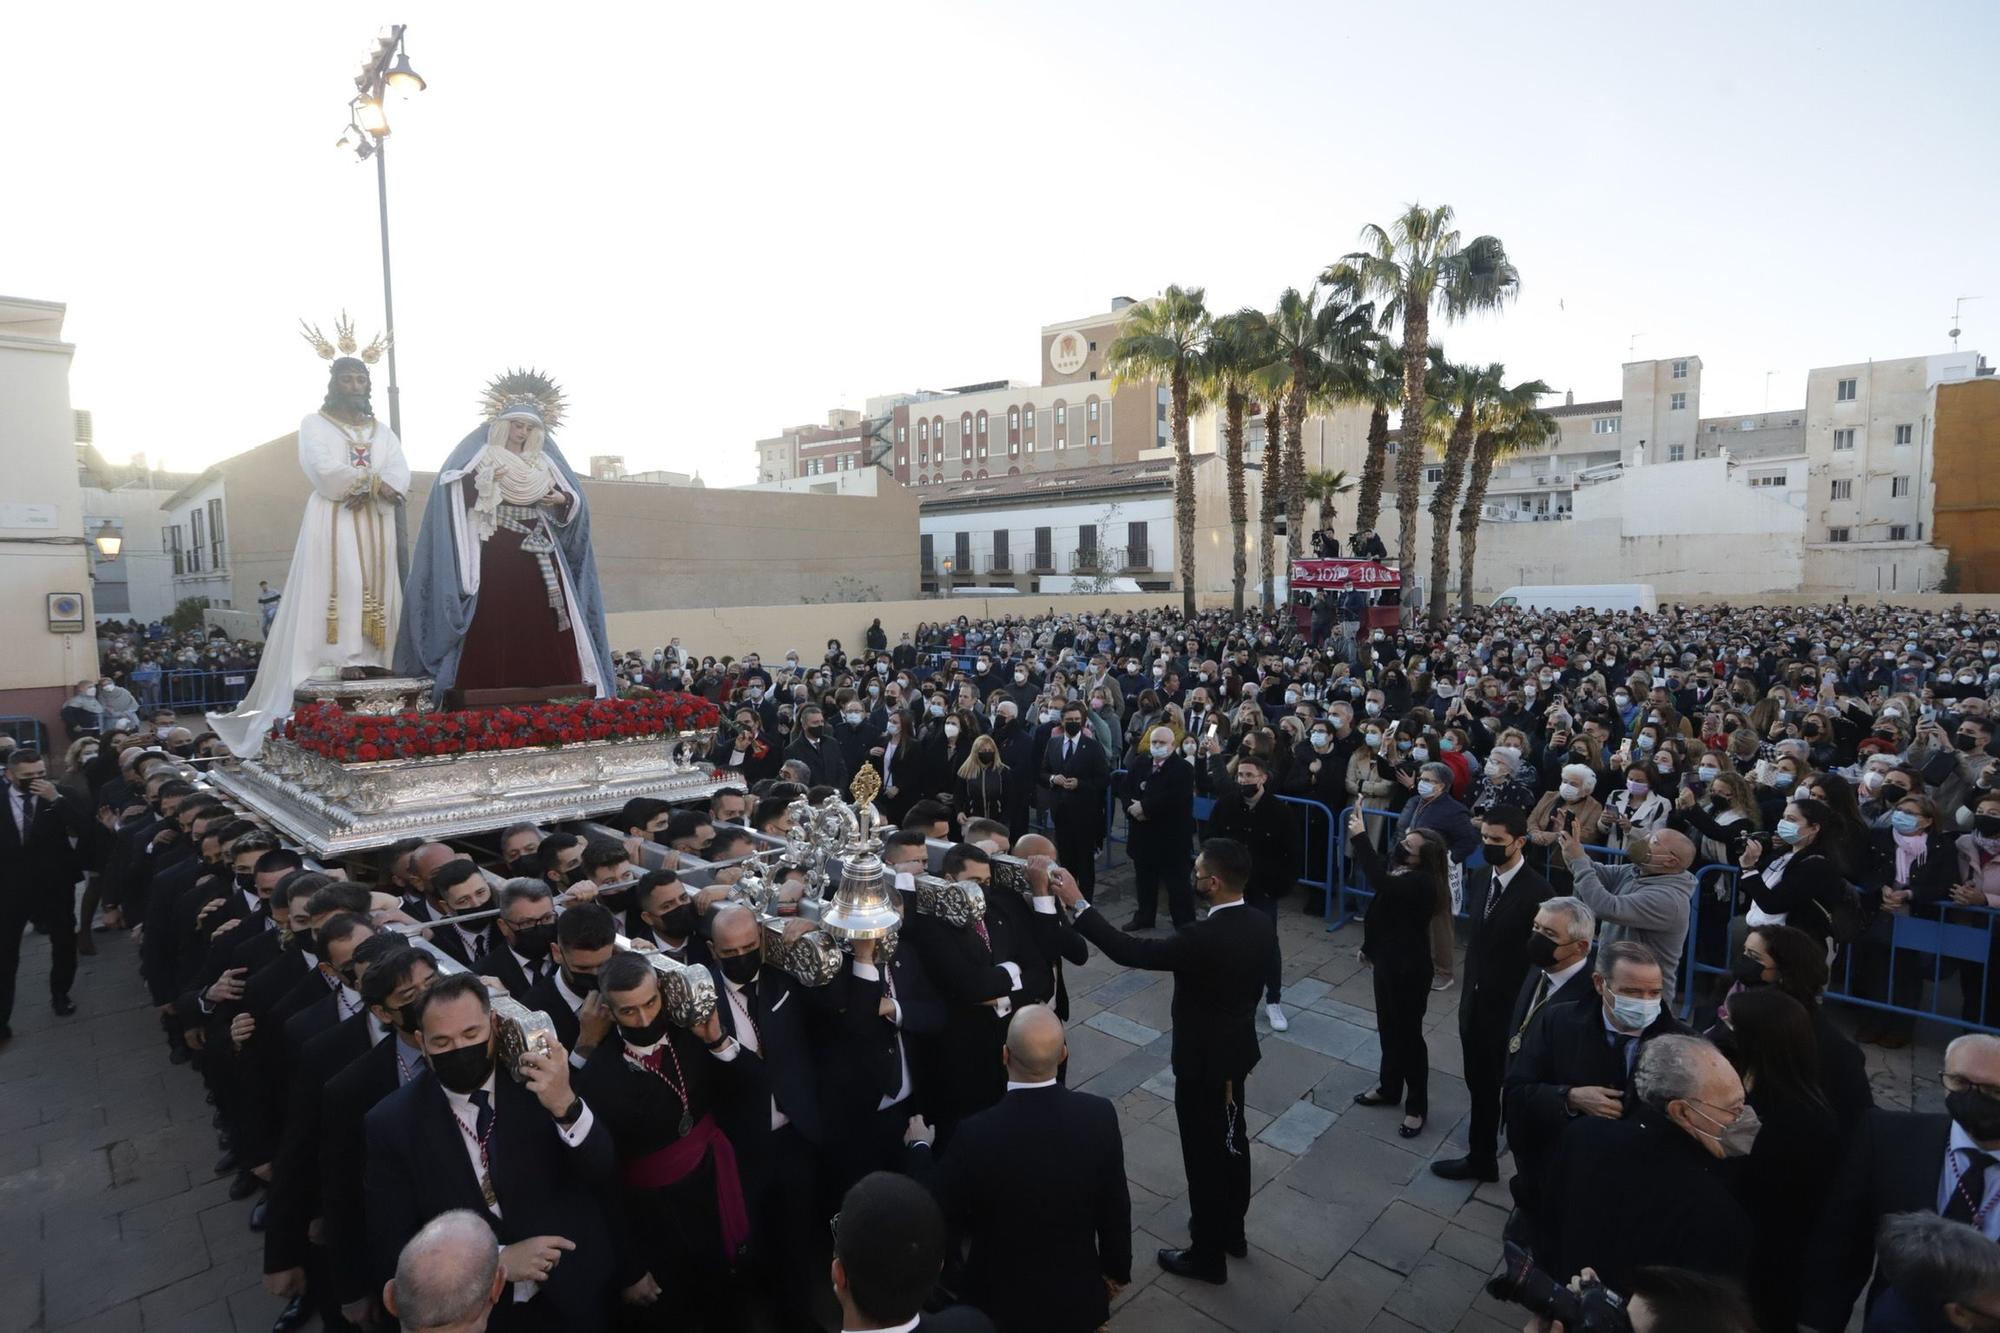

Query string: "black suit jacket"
[[1800, 1110, 1954, 1332], [1460, 861, 1555, 1035], [1071, 900, 1270, 1081], [707, 964, 827, 1148], [321, 1034, 409, 1304], [1120, 755, 1194, 863], [822, 944, 944, 1134], [905, 888, 1051, 1121], [476, 943, 554, 1000], [1204, 790, 1303, 901], [1040, 733, 1109, 822], [0, 786, 85, 894], [363, 1071, 617, 1330], [1541, 1112, 1752, 1295], [264, 1010, 374, 1272], [1502, 1001, 1688, 1189], [1506, 958, 1597, 1044], [921, 1084, 1132, 1333], [523, 973, 587, 1052]]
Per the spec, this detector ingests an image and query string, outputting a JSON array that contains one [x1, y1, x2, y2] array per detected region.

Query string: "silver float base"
[[208, 731, 727, 858]]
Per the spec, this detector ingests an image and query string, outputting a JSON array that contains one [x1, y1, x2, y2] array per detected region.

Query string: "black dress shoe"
[[271, 1294, 309, 1331], [1430, 1155, 1499, 1182], [248, 1199, 269, 1230], [229, 1170, 262, 1201], [168, 1045, 192, 1065], [51, 995, 75, 1017], [215, 1149, 240, 1175], [1157, 1248, 1227, 1284], [0, 1025, 11, 1042], [1225, 1237, 1248, 1258]]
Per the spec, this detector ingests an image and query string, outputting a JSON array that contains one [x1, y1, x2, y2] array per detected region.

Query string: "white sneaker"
[[1266, 1002, 1289, 1032], [1431, 974, 1456, 992]]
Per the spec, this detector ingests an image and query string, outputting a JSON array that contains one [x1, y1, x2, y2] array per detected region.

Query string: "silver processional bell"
[[818, 762, 904, 943]]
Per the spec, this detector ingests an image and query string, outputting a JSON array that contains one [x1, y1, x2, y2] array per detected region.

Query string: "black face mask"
[[617, 1010, 674, 1049], [1880, 784, 1910, 805], [563, 968, 598, 996], [392, 1000, 423, 1036], [505, 855, 540, 877], [1956, 732, 1982, 753], [565, 866, 591, 887], [428, 1040, 495, 1094], [1976, 814, 2000, 837], [1730, 954, 1768, 987], [1709, 792, 1731, 811], [1062, 720, 1083, 736], [1524, 932, 1560, 970], [14, 778, 37, 795], [509, 923, 555, 958], [720, 953, 761, 987], [1947, 1087, 2000, 1143], [652, 905, 697, 941], [234, 871, 256, 893], [298, 927, 320, 956]]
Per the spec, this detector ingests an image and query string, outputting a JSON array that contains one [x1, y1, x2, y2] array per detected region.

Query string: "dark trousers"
[[1130, 854, 1194, 927], [0, 883, 77, 1026], [742, 1124, 820, 1333], [1174, 1068, 1252, 1262], [1458, 1011, 1508, 1164], [1245, 892, 1283, 1003], [1372, 966, 1432, 1117], [1053, 812, 1098, 898]]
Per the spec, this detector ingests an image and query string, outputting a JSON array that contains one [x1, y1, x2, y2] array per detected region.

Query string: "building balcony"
[[1120, 546, 1153, 572], [1068, 548, 1102, 574], [919, 553, 935, 574], [984, 553, 1013, 574], [1028, 553, 1057, 574]]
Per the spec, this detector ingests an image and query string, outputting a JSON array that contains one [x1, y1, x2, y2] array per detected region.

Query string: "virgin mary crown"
[[480, 368, 567, 431]]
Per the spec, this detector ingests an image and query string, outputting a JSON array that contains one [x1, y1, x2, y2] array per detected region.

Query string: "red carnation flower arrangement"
[[280, 691, 720, 765]]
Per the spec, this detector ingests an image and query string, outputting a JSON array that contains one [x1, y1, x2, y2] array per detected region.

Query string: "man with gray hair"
[[1557, 824, 1697, 999], [477, 879, 558, 998], [1536, 1034, 1753, 1293], [1872, 1211, 2000, 1332], [383, 1209, 504, 1333], [1507, 895, 1598, 1055]]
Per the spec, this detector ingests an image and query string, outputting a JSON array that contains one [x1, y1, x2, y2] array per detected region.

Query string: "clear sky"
[[7, 1, 1996, 483]]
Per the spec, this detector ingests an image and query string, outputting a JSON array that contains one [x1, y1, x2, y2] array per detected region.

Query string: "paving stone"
[[1242, 1036, 1331, 1115], [1176, 1244, 1319, 1332], [1088, 1010, 1164, 1047], [1384, 1248, 1490, 1329], [1109, 977, 1178, 1031], [1434, 1221, 1501, 1272], [1115, 1283, 1235, 1332], [1352, 1200, 1448, 1276], [1282, 1253, 1404, 1331], [1272, 1010, 1372, 1062], [1276, 1123, 1423, 1207], [1065, 1020, 1139, 1085], [1141, 1066, 1177, 1100], [1278, 976, 1332, 1008], [1245, 1183, 1378, 1279], [1085, 969, 1161, 1007], [49, 1299, 142, 1333], [1255, 1099, 1337, 1156], [1119, 1120, 1190, 1200]]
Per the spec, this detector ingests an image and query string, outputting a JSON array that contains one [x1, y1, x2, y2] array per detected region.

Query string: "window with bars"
[[1830, 479, 1852, 500], [207, 497, 226, 569], [1891, 476, 1910, 498]]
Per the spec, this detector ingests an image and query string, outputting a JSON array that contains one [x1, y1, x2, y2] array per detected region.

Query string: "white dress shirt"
[[443, 1072, 594, 1303], [1939, 1120, 2000, 1241], [716, 976, 790, 1131], [851, 958, 915, 1110], [1005, 1076, 1059, 1092]]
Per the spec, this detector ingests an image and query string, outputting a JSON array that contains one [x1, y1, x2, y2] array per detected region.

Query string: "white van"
[[1491, 583, 1657, 613]]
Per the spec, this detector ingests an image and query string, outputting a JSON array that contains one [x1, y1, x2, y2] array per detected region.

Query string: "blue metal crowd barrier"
[[136, 667, 255, 713], [0, 716, 48, 751], [1276, 795, 1338, 915], [1101, 769, 1128, 869]]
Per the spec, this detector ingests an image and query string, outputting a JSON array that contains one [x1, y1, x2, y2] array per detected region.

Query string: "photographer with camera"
[[1499, 1257, 1756, 1332]]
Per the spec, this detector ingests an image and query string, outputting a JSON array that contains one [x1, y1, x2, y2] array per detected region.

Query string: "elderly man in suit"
[[0, 748, 90, 1033], [1434, 804, 1553, 1182], [911, 1005, 1131, 1333], [1120, 724, 1197, 929], [1052, 837, 1272, 1285], [1802, 1033, 2000, 1332], [1040, 701, 1109, 900]]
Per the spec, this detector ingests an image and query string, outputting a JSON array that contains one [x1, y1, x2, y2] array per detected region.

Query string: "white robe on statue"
[[208, 413, 410, 758]]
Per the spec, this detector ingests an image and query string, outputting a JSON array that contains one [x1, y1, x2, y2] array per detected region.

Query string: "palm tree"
[[1195, 310, 1268, 614], [1301, 468, 1356, 539], [1457, 380, 1556, 611], [1257, 286, 1375, 565], [1259, 400, 1281, 609], [1425, 357, 1505, 625], [1108, 285, 1212, 617], [1327, 204, 1520, 615], [1352, 346, 1402, 538]]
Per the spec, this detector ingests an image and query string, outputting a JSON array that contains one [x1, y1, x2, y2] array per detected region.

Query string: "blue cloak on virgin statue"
[[393, 369, 614, 704]]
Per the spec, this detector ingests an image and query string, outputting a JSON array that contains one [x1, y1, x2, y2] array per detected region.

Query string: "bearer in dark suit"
[[1800, 1032, 2000, 1332], [476, 878, 560, 999], [1052, 837, 1272, 1285], [521, 902, 619, 1054], [1040, 702, 1109, 899], [1, 748, 93, 1032], [1433, 804, 1552, 1182], [913, 1005, 1132, 1333], [362, 972, 619, 1332], [1120, 724, 1197, 929], [832, 1172, 998, 1333], [823, 928, 943, 1197]]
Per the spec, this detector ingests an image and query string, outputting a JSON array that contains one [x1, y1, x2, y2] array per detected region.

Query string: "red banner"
[[1288, 559, 1400, 590]]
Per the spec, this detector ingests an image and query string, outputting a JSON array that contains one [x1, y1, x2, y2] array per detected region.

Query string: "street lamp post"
[[338, 25, 425, 577]]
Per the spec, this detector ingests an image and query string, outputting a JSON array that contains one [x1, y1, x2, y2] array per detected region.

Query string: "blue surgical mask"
[[1416, 780, 1440, 799], [1609, 994, 1662, 1030], [1772, 771, 1795, 789], [1890, 810, 1921, 835], [1775, 818, 1803, 844]]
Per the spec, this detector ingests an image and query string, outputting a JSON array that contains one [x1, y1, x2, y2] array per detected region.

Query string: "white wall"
[[0, 297, 99, 719], [165, 475, 233, 608], [82, 485, 179, 622], [920, 494, 1171, 575]]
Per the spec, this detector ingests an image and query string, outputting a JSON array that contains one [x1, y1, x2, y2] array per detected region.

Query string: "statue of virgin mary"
[[394, 369, 613, 702]]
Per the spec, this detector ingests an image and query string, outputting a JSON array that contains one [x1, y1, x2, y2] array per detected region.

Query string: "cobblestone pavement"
[[0, 870, 1946, 1332]]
